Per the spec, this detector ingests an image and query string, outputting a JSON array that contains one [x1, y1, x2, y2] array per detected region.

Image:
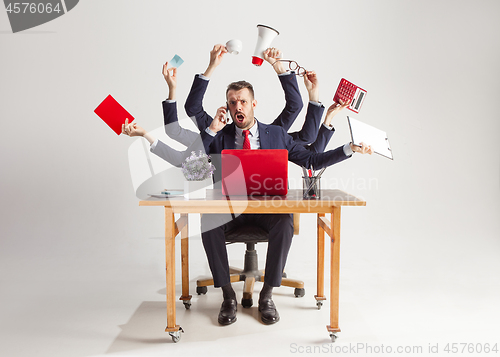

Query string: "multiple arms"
[[185, 44, 303, 133], [122, 45, 373, 169]]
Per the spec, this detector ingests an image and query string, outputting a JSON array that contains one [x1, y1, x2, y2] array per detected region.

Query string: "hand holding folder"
[[347, 117, 393, 160]]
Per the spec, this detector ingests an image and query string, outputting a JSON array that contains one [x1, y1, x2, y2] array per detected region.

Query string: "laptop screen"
[[221, 149, 288, 196]]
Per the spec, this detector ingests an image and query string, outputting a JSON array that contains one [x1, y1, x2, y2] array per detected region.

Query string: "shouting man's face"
[[226, 88, 257, 130]]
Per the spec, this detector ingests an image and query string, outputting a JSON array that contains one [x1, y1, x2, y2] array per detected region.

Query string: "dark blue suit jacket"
[[162, 100, 198, 147], [201, 120, 351, 187], [184, 73, 326, 145], [184, 73, 334, 150]]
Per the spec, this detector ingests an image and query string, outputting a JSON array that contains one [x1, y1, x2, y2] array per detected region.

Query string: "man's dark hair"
[[226, 80, 255, 99]]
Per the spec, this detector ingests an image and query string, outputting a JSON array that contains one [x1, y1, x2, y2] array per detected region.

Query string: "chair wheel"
[[282, 272, 287, 278], [169, 328, 184, 343], [183, 300, 191, 309], [330, 333, 338, 343], [196, 286, 208, 295], [241, 298, 253, 308], [294, 288, 305, 298]]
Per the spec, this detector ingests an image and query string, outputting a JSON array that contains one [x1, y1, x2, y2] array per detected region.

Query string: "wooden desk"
[[139, 189, 365, 342]]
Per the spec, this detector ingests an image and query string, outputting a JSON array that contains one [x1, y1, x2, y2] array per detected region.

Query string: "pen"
[[315, 167, 326, 180], [302, 166, 308, 178], [303, 167, 327, 199]]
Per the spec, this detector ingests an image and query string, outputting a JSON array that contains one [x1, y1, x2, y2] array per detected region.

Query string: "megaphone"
[[252, 24, 279, 66]]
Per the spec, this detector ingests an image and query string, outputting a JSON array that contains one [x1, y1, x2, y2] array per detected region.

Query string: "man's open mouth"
[[236, 113, 245, 122]]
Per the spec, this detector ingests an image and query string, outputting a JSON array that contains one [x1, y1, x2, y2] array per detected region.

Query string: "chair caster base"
[[196, 286, 208, 295], [241, 298, 253, 308], [294, 288, 305, 298]]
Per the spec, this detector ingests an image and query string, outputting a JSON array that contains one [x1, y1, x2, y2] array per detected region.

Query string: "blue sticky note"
[[170, 54, 184, 68]]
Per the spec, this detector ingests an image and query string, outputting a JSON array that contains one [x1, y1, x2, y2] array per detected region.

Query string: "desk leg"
[[165, 208, 181, 340], [315, 213, 326, 309], [327, 206, 341, 342], [179, 213, 192, 309]]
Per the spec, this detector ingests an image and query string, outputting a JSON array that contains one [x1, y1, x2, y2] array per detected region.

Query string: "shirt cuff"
[[198, 73, 210, 81], [309, 100, 322, 107], [322, 123, 334, 131], [343, 143, 354, 156], [278, 71, 293, 77], [205, 127, 217, 137], [150, 138, 159, 150], [165, 99, 176, 103]]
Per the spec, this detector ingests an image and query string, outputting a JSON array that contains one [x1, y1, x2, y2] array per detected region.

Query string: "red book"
[[94, 95, 134, 135]]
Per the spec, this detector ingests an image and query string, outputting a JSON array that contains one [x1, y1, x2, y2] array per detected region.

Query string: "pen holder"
[[302, 176, 320, 199]]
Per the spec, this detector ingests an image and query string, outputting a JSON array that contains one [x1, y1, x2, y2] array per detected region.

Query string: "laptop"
[[221, 149, 288, 196]]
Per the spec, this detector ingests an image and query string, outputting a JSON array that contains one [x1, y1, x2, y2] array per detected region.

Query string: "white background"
[[1, 1, 499, 356]]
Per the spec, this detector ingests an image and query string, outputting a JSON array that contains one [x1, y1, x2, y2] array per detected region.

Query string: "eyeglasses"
[[272, 59, 308, 77]]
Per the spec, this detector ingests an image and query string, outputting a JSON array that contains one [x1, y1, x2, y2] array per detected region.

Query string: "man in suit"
[[152, 46, 326, 167], [121, 55, 340, 167], [185, 44, 324, 144], [195, 77, 373, 325]]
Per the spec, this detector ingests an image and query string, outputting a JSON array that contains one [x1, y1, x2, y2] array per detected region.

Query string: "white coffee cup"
[[225, 39, 243, 55]]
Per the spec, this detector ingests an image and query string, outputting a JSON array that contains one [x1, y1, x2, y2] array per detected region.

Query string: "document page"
[[348, 117, 393, 160]]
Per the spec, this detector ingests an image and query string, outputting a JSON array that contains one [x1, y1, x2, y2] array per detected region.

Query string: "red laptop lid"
[[94, 94, 135, 135], [221, 149, 288, 196]]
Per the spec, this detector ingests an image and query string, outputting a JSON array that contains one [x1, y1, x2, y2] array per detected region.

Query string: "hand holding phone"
[[210, 106, 229, 133]]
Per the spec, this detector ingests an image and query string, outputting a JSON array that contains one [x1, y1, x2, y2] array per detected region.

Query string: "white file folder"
[[347, 117, 393, 160]]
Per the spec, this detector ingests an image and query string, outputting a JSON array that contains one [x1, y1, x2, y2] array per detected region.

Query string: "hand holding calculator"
[[333, 78, 367, 114]]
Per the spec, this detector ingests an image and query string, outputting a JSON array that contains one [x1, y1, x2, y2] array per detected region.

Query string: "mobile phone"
[[225, 105, 232, 124]]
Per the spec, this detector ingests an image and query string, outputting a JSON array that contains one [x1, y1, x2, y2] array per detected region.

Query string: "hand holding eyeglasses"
[[272, 59, 308, 77], [303, 71, 319, 102]]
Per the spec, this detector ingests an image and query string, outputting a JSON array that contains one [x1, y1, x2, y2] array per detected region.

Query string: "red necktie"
[[242, 130, 251, 150]]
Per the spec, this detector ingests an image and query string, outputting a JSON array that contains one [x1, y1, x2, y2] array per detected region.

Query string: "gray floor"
[[2, 223, 499, 357]]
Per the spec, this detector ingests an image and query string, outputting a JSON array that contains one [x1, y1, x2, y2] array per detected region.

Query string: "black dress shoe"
[[258, 298, 280, 324], [218, 298, 237, 325]]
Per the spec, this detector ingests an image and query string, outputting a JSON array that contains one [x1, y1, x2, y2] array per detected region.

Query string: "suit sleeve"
[[307, 124, 334, 153], [150, 134, 206, 168], [184, 75, 214, 132], [200, 129, 216, 155], [162, 100, 199, 147], [283, 128, 350, 170], [270, 74, 303, 131], [288, 102, 324, 146]]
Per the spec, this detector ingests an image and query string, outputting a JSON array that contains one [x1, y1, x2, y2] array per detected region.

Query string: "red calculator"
[[333, 78, 367, 114]]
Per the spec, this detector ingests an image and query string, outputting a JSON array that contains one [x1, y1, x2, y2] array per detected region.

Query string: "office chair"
[[196, 214, 305, 308]]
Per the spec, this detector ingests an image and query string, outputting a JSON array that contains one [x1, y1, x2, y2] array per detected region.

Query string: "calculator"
[[333, 78, 367, 114]]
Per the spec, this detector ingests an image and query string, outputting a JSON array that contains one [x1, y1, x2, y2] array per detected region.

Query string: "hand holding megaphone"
[[263, 47, 286, 75]]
